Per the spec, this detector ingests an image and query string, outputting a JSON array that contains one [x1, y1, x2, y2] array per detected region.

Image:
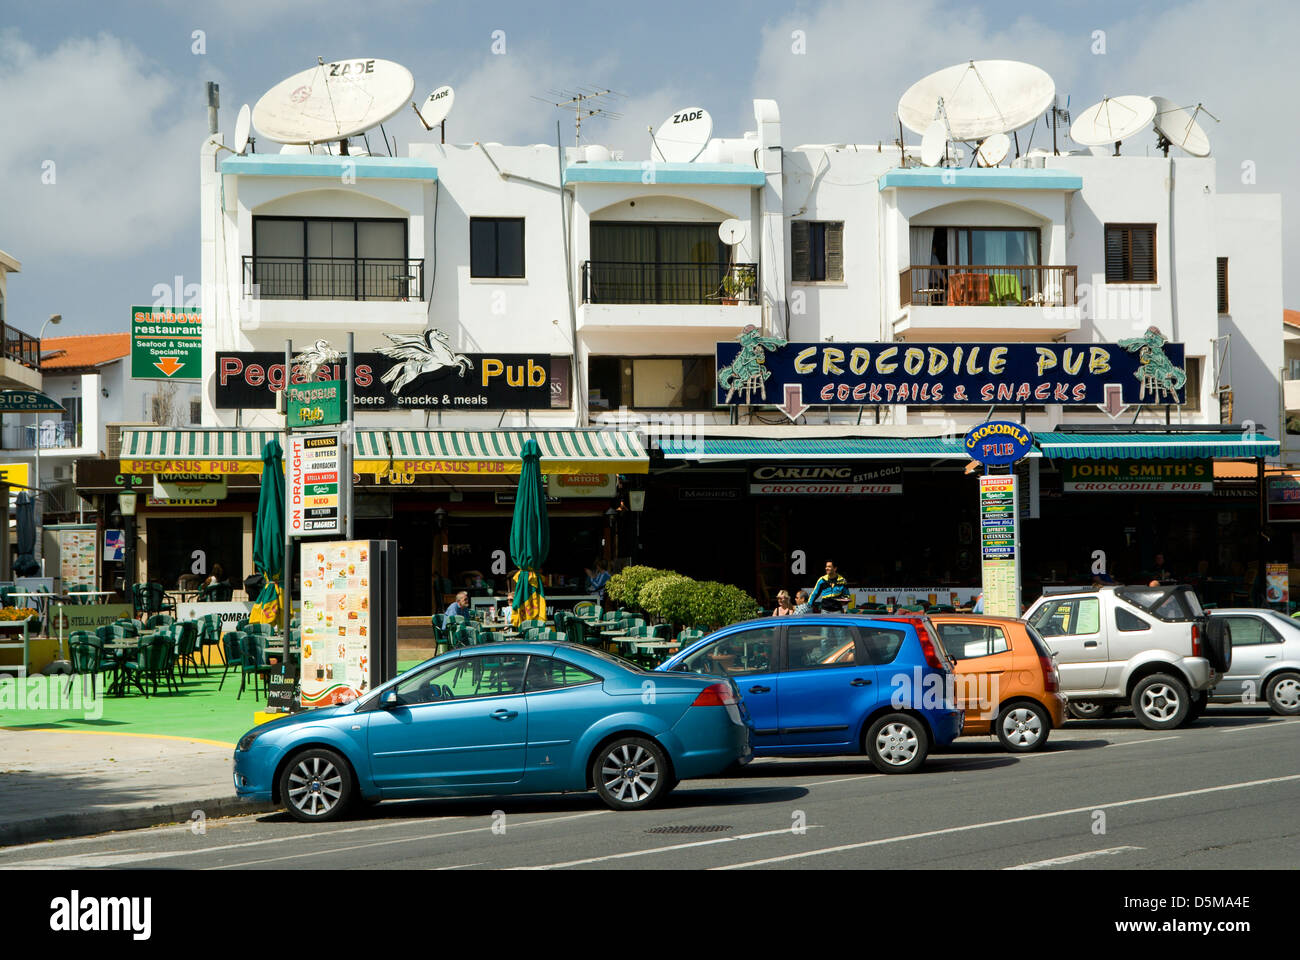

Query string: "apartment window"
[[588, 356, 715, 410], [1217, 257, 1229, 314], [60, 397, 81, 447], [251, 217, 410, 300], [190, 398, 202, 425], [1104, 224, 1156, 283], [1183, 357, 1202, 413], [587, 222, 729, 303], [792, 221, 844, 282], [470, 218, 525, 278]]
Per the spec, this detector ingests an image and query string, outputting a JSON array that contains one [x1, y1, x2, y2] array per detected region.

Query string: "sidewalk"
[[0, 729, 273, 846]]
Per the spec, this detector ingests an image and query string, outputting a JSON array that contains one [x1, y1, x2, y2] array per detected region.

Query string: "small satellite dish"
[[233, 104, 252, 155], [898, 60, 1055, 140], [920, 120, 947, 167], [1070, 96, 1157, 152], [253, 57, 414, 144], [976, 132, 1010, 167], [1151, 97, 1215, 157], [651, 107, 713, 162], [718, 219, 748, 245], [420, 85, 455, 127]]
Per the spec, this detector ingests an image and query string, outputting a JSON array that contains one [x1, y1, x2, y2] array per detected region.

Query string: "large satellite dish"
[[1151, 97, 1215, 157], [718, 219, 748, 245], [920, 120, 947, 167], [651, 107, 713, 162], [253, 57, 414, 145], [975, 133, 1010, 167], [418, 85, 455, 128], [1070, 96, 1156, 152], [898, 60, 1055, 140], [233, 103, 252, 155]]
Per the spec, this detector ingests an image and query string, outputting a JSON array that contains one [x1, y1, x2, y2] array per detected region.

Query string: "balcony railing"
[[241, 256, 425, 301], [2, 421, 81, 450], [0, 320, 40, 369], [581, 261, 758, 305], [900, 265, 1078, 307]]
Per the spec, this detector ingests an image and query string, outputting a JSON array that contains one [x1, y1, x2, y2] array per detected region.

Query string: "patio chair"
[[68, 634, 115, 699], [199, 580, 234, 602], [573, 600, 598, 618], [124, 635, 179, 696], [218, 631, 244, 691], [132, 581, 176, 618], [145, 614, 175, 630], [196, 613, 223, 670], [112, 619, 141, 637], [239, 633, 274, 700], [676, 628, 704, 647], [174, 621, 201, 678]]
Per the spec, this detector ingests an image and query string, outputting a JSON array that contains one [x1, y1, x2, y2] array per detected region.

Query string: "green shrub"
[[691, 580, 763, 630], [605, 565, 667, 609], [638, 574, 693, 622]]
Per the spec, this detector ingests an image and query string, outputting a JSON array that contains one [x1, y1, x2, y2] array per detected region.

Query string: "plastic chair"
[[174, 621, 201, 677], [124, 635, 178, 696], [573, 600, 598, 619], [146, 614, 175, 630], [199, 581, 234, 602], [197, 613, 223, 670], [68, 635, 115, 699], [239, 633, 274, 700], [218, 631, 244, 691]]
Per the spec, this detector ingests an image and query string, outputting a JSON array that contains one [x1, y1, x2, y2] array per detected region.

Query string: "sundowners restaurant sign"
[[715, 339, 1186, 407], [1063, 460, 1212, 493], [749, 464, 903, 496], [216, 351, 570, 411]]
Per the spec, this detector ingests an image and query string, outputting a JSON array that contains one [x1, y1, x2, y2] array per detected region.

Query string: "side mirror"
[[381, 689, 401, 708]]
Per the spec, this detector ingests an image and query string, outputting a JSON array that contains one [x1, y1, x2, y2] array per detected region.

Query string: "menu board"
[[979, 474, 1020, 618], [52, 525, 98, 589], [299, 540, 373, 708]]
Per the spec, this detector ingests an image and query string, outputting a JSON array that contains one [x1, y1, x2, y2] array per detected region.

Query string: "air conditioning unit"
[[52, 465, 72, 482]]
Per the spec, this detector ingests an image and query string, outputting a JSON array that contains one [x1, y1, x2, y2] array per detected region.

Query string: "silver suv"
[[1023, 585, 1231, 730]]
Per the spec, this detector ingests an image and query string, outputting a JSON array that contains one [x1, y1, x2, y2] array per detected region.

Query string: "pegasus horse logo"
[[377, 329, 474, 394]]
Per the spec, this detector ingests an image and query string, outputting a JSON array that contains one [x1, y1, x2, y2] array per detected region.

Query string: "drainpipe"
[[1167, 157, 1179, 342], [555, 124, 585, 426]]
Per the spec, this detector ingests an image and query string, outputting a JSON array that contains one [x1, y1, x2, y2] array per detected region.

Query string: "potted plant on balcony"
[[719, 264, 756, 306]]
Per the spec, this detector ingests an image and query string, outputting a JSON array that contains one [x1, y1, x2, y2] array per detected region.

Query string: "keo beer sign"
[[965, 421, 1034, 466]]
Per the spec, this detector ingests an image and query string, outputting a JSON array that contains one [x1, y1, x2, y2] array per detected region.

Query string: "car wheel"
[[592, 737, 674, 811], [279, 748, 354, 823], [1265, 671, 1300, 716], [996, 701, 1052, 752], [1067, 700, 1116, 721], [865, 713, 930, 774], [1131, 674, 1190, 730]]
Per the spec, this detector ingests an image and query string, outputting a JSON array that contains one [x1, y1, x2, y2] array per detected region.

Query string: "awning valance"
[[657, 436, 970, 461], [375, 430, 648, 475], [120, 428, 388, 474], [1035, 431, 1279, 460]]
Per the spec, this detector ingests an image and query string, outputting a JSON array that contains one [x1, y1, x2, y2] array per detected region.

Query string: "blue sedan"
[[658, 615, 963, 773], [234, 642, 752, 821]]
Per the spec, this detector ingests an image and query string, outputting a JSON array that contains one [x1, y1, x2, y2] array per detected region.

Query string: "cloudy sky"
[[0, 0, 1294, 334]]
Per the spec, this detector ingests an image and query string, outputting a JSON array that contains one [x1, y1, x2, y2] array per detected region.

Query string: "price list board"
[[979, 474, 1020, 618]]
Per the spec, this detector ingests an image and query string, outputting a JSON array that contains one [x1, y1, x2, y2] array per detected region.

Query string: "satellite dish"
[[252, 57, 414, 144], [651, 107, 712, 162], [279, 144, 312, 154], [1069, 96, 1157, 152], [898, 60, 1055, 140], [976, 133, 1010, 167], [1151, 97, 1215, 157], [233, 103, 252, 155], [920, 120, 948, 167], [718, 219, 748, 245], [420, 85, 455, 127]]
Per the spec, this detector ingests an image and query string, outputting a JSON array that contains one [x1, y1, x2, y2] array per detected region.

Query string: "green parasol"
[[509, 439, 550, 626], [249, 439, 285, 626]]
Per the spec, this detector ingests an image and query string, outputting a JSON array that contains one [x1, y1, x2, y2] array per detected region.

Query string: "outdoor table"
[[599, 628, 629, 637], [0, 620, 32, 680], [102, 640, 138, 696], [65, 590, 116, 604]]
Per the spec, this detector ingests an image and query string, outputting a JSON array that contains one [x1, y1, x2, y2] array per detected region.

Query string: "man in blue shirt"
[[444, 590, 470, 618], [808, 560, 850, 613]]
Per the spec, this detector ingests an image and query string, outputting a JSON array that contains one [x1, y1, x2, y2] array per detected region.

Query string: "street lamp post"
[[33, 314, 61, 546]]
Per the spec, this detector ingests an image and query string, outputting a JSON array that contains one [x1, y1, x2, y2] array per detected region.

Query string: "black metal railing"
[[0, 321, 40, 369], [581, 261, 758, 305], [241, 256, 425, 301], [899, 264, 1078, 308]]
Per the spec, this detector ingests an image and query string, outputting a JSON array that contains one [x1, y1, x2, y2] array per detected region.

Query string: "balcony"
[[1, 421, 81, 451], [237, 256, 429, 333], [577, 260, 760, 340], [896, 264, 1081, 340], [0, 319, 42, 391]]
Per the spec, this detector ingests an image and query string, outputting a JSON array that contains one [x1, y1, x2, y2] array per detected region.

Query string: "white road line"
[[1102, 736, 1180, 747], [514, 826, 818, 869], [1219, 721, 1292, 734], [1004, 846, 1144, 870], [711, 773, 1300, 870], [796, 775, 876, 787]]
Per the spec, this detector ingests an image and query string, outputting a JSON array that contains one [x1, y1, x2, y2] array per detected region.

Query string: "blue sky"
[[1, 0, 1294, 335]]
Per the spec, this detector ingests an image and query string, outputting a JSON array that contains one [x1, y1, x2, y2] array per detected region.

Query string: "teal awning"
[[656, 436, 970, 461], [1036, 431, 1279, 460]]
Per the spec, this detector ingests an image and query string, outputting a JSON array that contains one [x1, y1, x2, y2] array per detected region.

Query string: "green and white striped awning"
[[378, 430, 648, 475], [120, 428, 390, 473]]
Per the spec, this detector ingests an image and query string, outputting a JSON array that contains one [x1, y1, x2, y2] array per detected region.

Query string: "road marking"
[[711, 773, 1300, 870], [1004, 846, 1144, 870], [0, 726, 236, 749], [514, 826, 818, 869], [1102, 736, 1180, 747], [431, 863, 483, 870], [796, 775, 876, 787], [1219, 721, 1291, 734]]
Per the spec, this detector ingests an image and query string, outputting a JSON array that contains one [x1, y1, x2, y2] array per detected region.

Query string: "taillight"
[[692, 682, 739, 706], [1191, 623, 1201, 659], [1039, 654, 1059, 693], [917, 631, 947, 671]]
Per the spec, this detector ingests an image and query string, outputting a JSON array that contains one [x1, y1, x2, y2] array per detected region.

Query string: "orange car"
[[926, 614, 1066, 752]]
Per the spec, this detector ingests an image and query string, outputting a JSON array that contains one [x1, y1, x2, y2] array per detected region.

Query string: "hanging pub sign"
[[1063, 461, 1212, 493], [216, 348, 571, 411], [287, 379, 344, 427], [715, 327, 1186, 409], [965, 421, 1034, 466], [749, 463, 903, 496]]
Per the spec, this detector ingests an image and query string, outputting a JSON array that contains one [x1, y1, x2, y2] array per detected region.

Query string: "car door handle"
[[1083, 641, 1099, 648], [850, 678, 872, 686], [749, 685, 771, 694], [491, 709, 518, 720]]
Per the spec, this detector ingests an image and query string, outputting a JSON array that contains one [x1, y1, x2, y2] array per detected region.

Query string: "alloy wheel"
[[1139, 683, 1181, 722], [874, 721, 920, 765], [600, 743, 660, 804], [287, 755, 343, 817], [1001, 707, 1043, 747]]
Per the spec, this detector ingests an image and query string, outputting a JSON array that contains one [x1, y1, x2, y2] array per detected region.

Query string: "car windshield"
[[1116, 587, 1201, 621]]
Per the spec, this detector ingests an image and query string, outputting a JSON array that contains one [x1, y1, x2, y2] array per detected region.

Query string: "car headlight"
[[236, 730, 262, 752]]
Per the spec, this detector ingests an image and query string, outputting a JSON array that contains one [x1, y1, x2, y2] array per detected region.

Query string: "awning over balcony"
[[375, 430, 648, 475], [220, 155, 438, 182], [564, 162, 765, 187]]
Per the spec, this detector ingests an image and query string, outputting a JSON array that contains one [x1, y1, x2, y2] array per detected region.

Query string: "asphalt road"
[[2, 706, 1296, 871]]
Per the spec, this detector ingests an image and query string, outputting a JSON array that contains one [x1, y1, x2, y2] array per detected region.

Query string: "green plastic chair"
[[218, 631, 244, 691], [68, 634, 115, 698], [124, 635, 179, 696], [239, 633, 274, 700], [146, 613, 175, 630], [197, 613, 224, 670], [573, 600, 598, 619], [174, 621, 201, 677]]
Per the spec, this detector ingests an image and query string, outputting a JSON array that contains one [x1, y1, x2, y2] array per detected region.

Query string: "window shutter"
[[825, 223, 844, 281], [1104, 226, 1125, 282], [1131, 225, 1156, 282], [791, 221, 810, 282], [1217, 257, 1229, 313]]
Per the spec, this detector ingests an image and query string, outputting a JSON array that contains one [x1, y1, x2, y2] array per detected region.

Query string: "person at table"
[[584, 560, 611, 600], [444, 591, 470, 618], [808, 560, 850, 613], [772, 590, 795, 616], [203, 563, 225, 589], [792, 590, 811, 615]]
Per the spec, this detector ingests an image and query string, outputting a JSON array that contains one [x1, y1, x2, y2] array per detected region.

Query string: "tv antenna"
[[533, 86, 624, 145], [1048, 95, 1070, 154]]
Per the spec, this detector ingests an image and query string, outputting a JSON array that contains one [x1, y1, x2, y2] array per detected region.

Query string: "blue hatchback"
[[234, 642, 752, 821], [658, 615, 962, 773]]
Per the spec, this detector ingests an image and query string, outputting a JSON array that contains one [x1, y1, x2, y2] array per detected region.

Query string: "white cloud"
[[0, 30, 206, 263]]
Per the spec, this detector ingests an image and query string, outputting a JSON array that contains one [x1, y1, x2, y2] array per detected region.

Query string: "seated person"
[[444, 590, 470, 618]]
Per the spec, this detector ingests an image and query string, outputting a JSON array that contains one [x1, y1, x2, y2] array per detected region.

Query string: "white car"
[[1207, 609, 1300, 715]]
